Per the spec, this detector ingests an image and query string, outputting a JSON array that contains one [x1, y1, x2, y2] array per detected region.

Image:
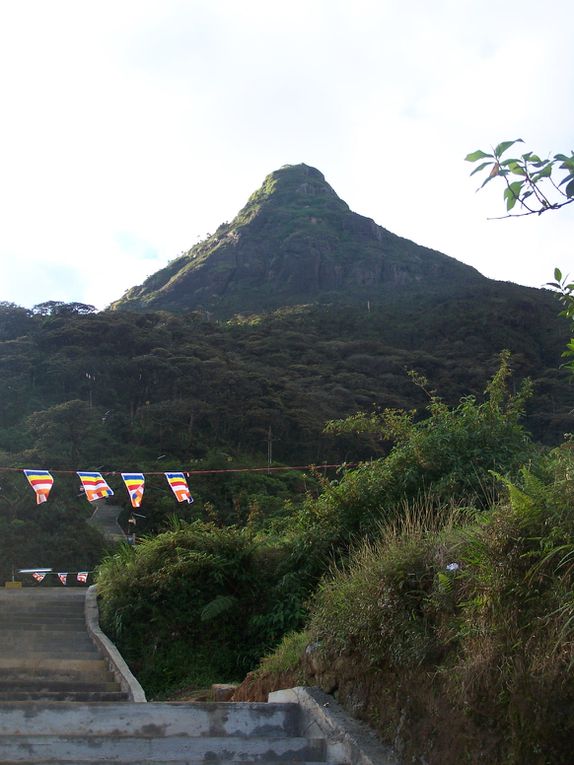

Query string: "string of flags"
[[21, 470, 194, 507], [27, 571, 91, 585]]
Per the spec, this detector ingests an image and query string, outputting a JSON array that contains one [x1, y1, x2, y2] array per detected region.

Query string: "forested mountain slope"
[[0, 288, 570, 474]]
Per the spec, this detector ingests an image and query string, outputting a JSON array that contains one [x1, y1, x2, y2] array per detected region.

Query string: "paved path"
[[87, 501, 126, 543]]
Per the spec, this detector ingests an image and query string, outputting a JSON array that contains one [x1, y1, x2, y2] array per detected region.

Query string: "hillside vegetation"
[[1, 158, 572, 761]]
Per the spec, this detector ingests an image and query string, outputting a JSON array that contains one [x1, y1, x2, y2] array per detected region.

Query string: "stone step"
[[0, 599, 85, 605], [0, 628, 92, 646], [0, 702, 301, 737], [0, 658, 108, 672], [0, 672, 115, 686], [0, 609, 85, 625], [0, 603, 84, 607], [0, 761, 327, 765], [0, 627, 89, 636], [0, 691, 129, 702], [0, 650, 101, 660], [0, 734, 326, 762], [0, 757, 325, 765], [0, 681, 120, 693], [0, 610, 85, 624], [0, 641, 99, 651], [0, 623, 89, 632]]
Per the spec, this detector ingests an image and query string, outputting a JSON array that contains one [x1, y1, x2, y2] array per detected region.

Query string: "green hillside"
[[1, 162, 573, 762]]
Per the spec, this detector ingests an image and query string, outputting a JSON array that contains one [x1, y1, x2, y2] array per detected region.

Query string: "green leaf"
[[465, 149, 494, 163], [469, 161, 494, 177], [565, 179, 574, 198], [506, 161, 526, 176], [523, 153, 542, 163], [200, 595, 238, 622], [532, 164, 552, 181], [554, 268, 563, 281], [494, 139, 523, 158], [478, 173, 497, 190], [504, 181, 523, 210]]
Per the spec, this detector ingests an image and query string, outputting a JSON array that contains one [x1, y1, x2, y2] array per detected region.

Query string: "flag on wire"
[[165, 472, 193, 504], [77, 472, 114, 502], [58, 573, 67, 585], [32, 572, 47, 582], [77, 572, 89, 583], [121, 473, 145, 508], [23, 469, 54, 504]]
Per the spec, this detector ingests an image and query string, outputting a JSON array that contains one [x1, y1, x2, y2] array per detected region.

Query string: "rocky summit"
[[110, 164, 484, 316]]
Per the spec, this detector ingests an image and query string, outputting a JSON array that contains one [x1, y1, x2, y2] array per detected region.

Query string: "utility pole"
[[267, 425, 272, 474]]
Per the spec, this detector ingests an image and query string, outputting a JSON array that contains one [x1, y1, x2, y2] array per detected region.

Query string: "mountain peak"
[[111, 165, 483, 316], [236, 164, 348, 224]]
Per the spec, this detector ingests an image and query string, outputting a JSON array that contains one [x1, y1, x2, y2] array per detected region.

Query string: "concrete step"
[[0, 625, 90, 633], [0, 632, 95, 645], [0, 613, 86, 621], [0, 691, 129, 702], [0, 681, 120, 693], [0, 672, 116, 686], [0, 650, 101, 660], [0, 734, 326, 761], [0, 658, 108, 672], [0, 614, 86, 634], [0, 603, 85, 610], [0, 702, 301, 737], [0, 761, 326, 765]]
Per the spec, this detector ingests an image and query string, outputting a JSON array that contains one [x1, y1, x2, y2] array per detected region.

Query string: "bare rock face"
[[111, 163, 484, 317]]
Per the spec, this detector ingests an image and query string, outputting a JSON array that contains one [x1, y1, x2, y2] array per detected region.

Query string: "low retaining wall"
[[85, 585, 147, 702], [269, 686, 398, 765]]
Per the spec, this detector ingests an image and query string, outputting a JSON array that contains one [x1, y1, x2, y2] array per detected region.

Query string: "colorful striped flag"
[[77, 472, 114, 502], [58, 573, 67, 585], [121, 473, 145, 508], [77, 572, 89, 583], [23, 469, 54, 504], [165, 472, 193, 504], [32, 572, 47, 582]]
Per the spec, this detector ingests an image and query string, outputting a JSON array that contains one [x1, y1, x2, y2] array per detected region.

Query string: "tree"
[[465, 139, 574, 216], [32, 301, 96, 316], [466, 139, 574, 371]]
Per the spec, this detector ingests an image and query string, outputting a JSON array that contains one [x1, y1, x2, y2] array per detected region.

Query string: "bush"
[[96, 521, 268, 694]]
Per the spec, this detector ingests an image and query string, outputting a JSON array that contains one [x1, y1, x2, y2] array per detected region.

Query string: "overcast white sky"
[[0, 0, 572, 310]]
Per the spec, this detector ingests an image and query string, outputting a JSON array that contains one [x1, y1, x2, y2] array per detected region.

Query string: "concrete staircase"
[[0, 700, 332, 763], [0, 588, 127, 702], [0, 589, 394, 764]]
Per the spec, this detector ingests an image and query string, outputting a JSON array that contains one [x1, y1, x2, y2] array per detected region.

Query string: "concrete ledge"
[[85, 585, 146, 702], [268, 686, 398, 765]]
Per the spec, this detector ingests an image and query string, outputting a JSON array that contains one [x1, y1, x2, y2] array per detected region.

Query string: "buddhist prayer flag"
[[58, 573, 67, 585], [121, 473, 145, 508], [165, 472, 193, 504], [23, 469, 54, 504], [77, 572, 89, 583], [32, 572, 47, 582], [77, 472, 114, 502]]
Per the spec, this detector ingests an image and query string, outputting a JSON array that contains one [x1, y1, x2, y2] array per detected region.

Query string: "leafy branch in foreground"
[[465, 139, 574, 217]]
